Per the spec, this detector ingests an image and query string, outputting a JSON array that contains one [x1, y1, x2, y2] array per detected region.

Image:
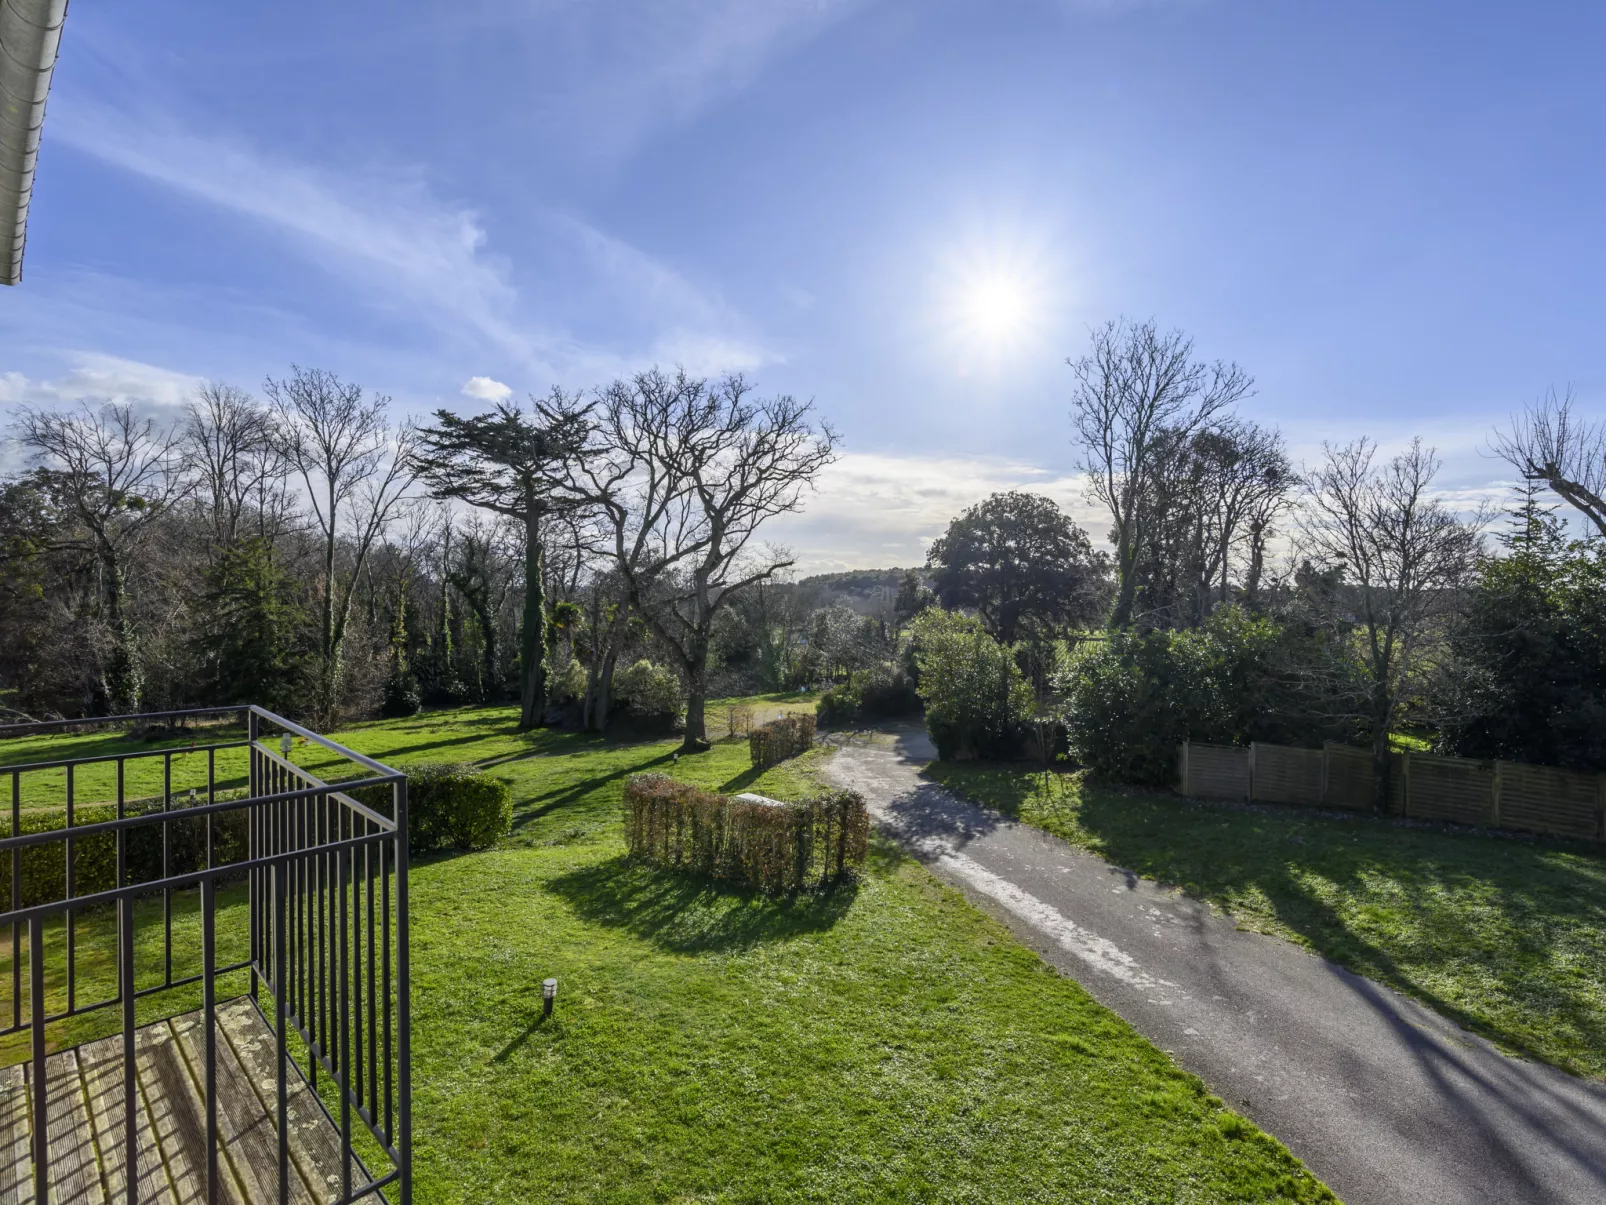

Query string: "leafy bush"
[[816, 667, 922, 726], [1056, 605, 1288, 785], [1, 798, 249, 907], [612, 659, 684, 721], [551, 658, 588, 704], [623, 773, 868, 893], [405, 761, 513, 853], [910, 609, 1034, 760], [749, 713, 816, 767], [381, 664, 422, 717]]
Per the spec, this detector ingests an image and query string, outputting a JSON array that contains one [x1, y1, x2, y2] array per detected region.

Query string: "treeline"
[[0, 366, 839, 751], [898, 320, 1606, 802]]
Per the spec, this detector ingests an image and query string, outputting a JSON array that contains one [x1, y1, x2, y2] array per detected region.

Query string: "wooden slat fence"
[[1178, 739, 1606, 843]]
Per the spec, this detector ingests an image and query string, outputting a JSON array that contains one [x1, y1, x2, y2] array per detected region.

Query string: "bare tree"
[[1299, 438, 1484, 810], [1491, 386, 1606, 536], [1070, 318, 1255, 627], [184, 382, 295, 560], [13, 401, 190, 712], [570, 368, 838, 750], [265, 366, 415, 726]]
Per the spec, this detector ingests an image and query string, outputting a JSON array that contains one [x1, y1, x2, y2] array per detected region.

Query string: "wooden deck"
[[0, 999, 361, 1204]]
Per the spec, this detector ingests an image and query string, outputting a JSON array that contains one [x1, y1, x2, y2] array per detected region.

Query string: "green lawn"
[[4, 704, 1336, 1203], [925, 761, 1606, 1081]]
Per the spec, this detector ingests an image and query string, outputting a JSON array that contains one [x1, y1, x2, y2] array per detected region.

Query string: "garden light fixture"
[[281, 733, 293, 757], [542, 977, 558, 1019]]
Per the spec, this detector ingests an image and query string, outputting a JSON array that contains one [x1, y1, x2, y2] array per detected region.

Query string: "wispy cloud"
[[0, 352, 205, 412], [53, 102, 539, 367]]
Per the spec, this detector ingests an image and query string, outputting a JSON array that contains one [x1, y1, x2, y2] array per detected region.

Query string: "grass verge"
[[925, 761, 1606, 1081]]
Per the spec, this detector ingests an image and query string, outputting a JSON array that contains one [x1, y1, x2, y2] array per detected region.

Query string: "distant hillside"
[[792, 568, 928, 616]]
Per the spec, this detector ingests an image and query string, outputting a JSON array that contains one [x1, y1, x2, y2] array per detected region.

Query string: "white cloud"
[[462, 376, 514, 402], [764, 450, 1109, 575], [0, 353, 204, 412]]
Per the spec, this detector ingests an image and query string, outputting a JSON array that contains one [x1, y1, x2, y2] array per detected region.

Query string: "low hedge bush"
[[623, 773, 868, 893], [749, 713, 817, 768], [405, 762, 513, 853], [1, 797, 250, 908]]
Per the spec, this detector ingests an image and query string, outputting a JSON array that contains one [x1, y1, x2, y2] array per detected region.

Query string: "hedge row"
[[622, 773, 868, 894], [1, 797, 250, 909], [749, 713, 817, 769]]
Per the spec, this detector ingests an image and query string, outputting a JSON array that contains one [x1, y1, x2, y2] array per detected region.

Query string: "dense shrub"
[[380, 665, 422, 717], [405, 761, 513, 853], [749, 713, 817, 768], [1, 797, 249, 907], [551, 659, 588, 704], [612, 660, 684, 723], [816, 667, 922, 726], [623, 773, 868, 893], [1057, 605, 1291, 785], [910, 609, 1034, 760]]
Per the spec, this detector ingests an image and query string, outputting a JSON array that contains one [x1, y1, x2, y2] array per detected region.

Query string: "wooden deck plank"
[[77, 1035, 175, 1205], [32, 1048, 109, 1205], [0, 1064, 31, 1205], [215, 1002, 355, 1205], [170, 1015, 316, 1205], [132, 1023, 245, 1205]]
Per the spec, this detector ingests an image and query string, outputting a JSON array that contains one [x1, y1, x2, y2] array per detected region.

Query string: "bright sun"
[[962, 276, 1032, 342]]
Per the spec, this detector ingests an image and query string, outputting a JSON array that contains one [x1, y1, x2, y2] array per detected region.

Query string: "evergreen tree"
[[197, 538, 305, 715]]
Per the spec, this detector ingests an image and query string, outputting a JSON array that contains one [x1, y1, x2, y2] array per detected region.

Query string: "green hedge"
[[0, 797, 250, 909], [405, 762, 512, 853], [623, 774, 867, 894], [749, 714, 816, 768]]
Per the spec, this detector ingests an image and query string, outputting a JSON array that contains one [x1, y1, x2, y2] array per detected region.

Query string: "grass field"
[[925, 761, 1606, 1081], [3, 704, 1337, 1202]]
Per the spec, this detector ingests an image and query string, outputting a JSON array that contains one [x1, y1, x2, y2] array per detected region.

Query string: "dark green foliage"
[[1438, 502, 1606, 770], [1059, 605, 1309, 784], [927, 491, 1107, 642], [622, 773, 868, 893], [910, 609, 1034, 760], [381, 663, 423, 717], [406, 761, 513, 853], [196, 538, 306, 716], [815, 667, 921, 726], [749, 713, 817, 767], [0, 800, 248, 907]]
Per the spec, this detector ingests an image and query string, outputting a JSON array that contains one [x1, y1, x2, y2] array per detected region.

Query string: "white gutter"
[[0, 0, 67, 285]]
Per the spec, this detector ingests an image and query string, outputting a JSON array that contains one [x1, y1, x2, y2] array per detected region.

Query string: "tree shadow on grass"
[[506, 751, 676, 833], [547, 856, 859, 954]]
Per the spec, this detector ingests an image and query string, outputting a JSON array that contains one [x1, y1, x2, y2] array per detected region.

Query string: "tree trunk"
[[680, 638, 711, 752], [1370, 686, 1392, 814], [518, 506, 548, 729], [1110, 530, 1140, 628]]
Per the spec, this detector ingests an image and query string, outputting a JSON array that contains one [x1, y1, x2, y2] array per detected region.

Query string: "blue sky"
[[3, 0, 1603, 570]]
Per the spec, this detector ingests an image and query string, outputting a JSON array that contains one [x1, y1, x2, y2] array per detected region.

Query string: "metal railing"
[[0, 705, 412, 1205]]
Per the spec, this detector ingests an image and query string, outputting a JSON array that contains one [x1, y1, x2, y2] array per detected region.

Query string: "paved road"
[[823, 728, 1606, 1205]]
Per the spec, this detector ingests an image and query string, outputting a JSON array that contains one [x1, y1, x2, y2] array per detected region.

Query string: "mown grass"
[[925, 761, 1606, 1081], [3, 703, 1336, 1202]]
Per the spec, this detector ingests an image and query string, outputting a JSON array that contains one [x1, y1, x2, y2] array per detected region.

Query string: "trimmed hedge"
[[749, 713, 816, 768], [405, 762, 513, 853], [623, 773, 868, 894], [1, 797, 250, 908]]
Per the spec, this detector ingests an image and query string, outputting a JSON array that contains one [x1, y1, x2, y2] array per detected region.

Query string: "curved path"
[[823, 728, 1606, 1205]]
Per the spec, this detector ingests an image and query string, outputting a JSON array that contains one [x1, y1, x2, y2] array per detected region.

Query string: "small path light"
[[280, 733, 293, 758], [542, 977, 559, 1019]]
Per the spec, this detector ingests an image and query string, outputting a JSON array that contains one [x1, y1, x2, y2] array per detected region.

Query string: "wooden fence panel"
[[1251, 743, 1324, 806], [1498, 762, 1602, 840], [1322, 743, 1374, 811], [1182, 743, 1250, 800], [1401, 753, 1493, 826]]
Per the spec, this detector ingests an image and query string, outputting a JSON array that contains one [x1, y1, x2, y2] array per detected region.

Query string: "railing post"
[[249, 709, 261, 1002], [395, 775, 413, 1205], [30, 916, 47, 1205], [275, 858, 290, 1205], [121, 895, 137, 1205], [202, 876, 219, 1205]]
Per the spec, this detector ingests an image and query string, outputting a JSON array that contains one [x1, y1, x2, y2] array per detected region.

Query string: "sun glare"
[[962, 275, 1032, 343]]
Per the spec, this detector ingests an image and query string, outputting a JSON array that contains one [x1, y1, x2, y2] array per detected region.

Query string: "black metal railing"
[[0, 705, 412, 1205]]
